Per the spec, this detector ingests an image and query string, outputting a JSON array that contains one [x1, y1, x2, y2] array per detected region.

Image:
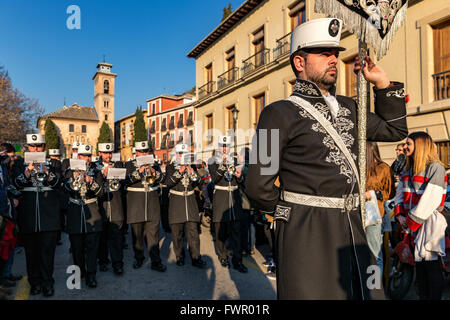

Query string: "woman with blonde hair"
[[394, 131, 447, 300]]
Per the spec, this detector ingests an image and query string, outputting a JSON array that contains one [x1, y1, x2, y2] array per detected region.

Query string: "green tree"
[[133, 106, 148, 144], [97, 121, 111, 155], [44, 119, 59, 152], [221, 3, 233, 21]]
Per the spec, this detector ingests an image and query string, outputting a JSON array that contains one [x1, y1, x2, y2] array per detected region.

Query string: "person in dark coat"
[[96, 143, 124, 275], [209, 136, 247, 273], [124, 141, 166, 272], [245, 18, 408, 299], [163, 144, 206, 268], [64, 144, 104, 288], [61, 142, 81, 174], [13, 134, 61, 297]]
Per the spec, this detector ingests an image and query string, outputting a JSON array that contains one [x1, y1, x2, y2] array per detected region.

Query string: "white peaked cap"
[[290, 18, 346, 56], [72, 142, 81, 149], [78, 144, 92, 155], [26, 134, 45, 145], [98, 143, 114, 152], [49, 149, 60, 156], [218, 135, 232, 146], [135, 141, 149, 151], [175, 144, 188, 153]]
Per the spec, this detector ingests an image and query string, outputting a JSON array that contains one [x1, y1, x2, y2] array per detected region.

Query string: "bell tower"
[[93, 62, 117, 140]]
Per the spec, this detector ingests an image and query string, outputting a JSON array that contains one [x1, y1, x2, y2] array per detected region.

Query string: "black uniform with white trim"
[[246, 78, 408, 299], [14, 158, 61, 291], [209, 153, 245, 269], [164, 161, 203, 265], [64, 162, 104, 281], [124, 157, 165, 268]]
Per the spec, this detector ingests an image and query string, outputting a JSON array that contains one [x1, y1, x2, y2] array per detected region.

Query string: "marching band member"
[[61, 142, 81, 175], [64, 144, 104, 288], [48, 149, 65, 246], [14, 134, 62, 297], [96, 143, 124, 275], [125, 141, 166, 272], [163, 144, 206, 268], [209, 136, 247, 273]]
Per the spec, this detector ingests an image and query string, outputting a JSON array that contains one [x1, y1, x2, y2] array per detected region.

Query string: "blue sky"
[[0, 0, 243, 120]]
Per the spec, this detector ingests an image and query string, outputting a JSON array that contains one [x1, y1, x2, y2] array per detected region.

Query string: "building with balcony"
[[147, 94, 196, 162], [188, 0, 450, 166], [114, 108, 148, 161]]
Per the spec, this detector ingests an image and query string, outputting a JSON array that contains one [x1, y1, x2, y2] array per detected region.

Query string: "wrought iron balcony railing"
[[186, 116, 194, 126], [169, 120, 175, 130], [198, 81, 215, 100], [241, 48, 270, 77], [217, 67, 239, 90], [433, 70, 450, 101], [177, 118, 184, 128], [273, 32, 291, 60]]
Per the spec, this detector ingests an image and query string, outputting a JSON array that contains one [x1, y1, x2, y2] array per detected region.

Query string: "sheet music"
[[69, 159, 87, 171], [136, 155, 155, 167], [107, 168, 126, 180], [24, 152, 46, 164], [111, 153, 121, 162]]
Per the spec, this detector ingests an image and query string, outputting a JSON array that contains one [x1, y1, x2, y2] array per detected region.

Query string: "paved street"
[[8, 225, 450, 300], [10, 225, 277, 300]]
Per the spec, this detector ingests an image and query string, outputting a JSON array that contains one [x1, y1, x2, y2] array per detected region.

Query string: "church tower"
[[93, 62, 116, 140]]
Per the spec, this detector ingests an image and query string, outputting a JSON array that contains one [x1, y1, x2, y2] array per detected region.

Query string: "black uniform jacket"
[[163, 162, 201, 224], [14, 159, 61, 234], [124, 159, 163, 224], [95, 160, 125, 223], [245, 79, 408, 300], [64, 163, 104, 234], [209, 156, 243, 223]]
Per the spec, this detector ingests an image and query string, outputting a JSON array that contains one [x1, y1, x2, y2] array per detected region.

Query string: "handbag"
[[365, 190, 382, 227]]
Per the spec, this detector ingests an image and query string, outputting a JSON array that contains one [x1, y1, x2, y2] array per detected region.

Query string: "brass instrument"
[[224, 156, 236, 181], [143, 166, 156, 185], [29, 162, 49, 183], [109, 178, 121, 191], [188, 167, 198, 182], [70, 170, 85, 191]]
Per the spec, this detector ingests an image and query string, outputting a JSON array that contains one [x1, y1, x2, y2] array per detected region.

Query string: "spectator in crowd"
[[391, 143, 407, 182], [0, 143, 21, 287], [365, 141, 395, 277], [394, 131, 447, 300]]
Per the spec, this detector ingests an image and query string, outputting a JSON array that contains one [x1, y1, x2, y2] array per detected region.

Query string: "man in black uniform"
[[64, 144, 104, 288], [209, 136, 247, 273], [61, 142, 81, 175], [14, 134, 61, 297], [48, 149, 65, 246], [245, 18, 408, 299], [163, 144, 206, 268], [96, 143, 124, 275], [125, 141, 166, 272]]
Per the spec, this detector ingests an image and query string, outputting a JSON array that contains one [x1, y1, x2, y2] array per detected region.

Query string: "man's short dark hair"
[[290, 48, 310, 78]]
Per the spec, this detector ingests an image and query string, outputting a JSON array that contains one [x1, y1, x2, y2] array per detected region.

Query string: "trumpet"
[[30, 162, 48, 182], [142, 166, 156, 185], [224, 164, 236, 181], [70, 170, 85, 191], [109, 178, 120, 191], [187, 167, 198, 182]]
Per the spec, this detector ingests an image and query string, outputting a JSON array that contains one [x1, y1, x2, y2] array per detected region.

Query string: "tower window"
[[105, 114, 108, 121], [104, 100, 109, 108], [104, 80, 110, 94]]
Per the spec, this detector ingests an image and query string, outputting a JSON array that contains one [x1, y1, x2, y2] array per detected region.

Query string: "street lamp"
[[232, 107, 239, 155]]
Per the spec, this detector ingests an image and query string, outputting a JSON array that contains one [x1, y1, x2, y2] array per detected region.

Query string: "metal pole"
[[357, 41, 368, 230]]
